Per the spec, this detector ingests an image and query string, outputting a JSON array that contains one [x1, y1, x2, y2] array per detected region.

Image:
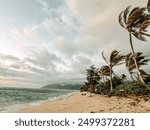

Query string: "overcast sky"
[[0, 0, 150, 88]]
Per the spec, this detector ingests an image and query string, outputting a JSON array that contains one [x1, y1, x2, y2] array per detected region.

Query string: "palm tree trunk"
[[129, 33, 146, 84], [109, 66, 113, 91]]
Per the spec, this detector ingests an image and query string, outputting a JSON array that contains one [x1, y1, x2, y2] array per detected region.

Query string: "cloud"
[[0, 54, 20, 62], [24, 48, 61, 69], [65, 0, 147, 20], [51, 36, 77, 56], [0, 47, 80, 87], [65, 0, 104, 20], [42, 19, 56, 30], [0, 0, 150, 88], [38, 0, 64, 10]]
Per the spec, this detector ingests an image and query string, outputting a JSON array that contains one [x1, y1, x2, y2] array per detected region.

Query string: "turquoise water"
[[0, 87, 76, 112]]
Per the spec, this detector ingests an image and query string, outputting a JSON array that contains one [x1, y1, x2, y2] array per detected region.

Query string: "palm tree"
[[102, 50, 124, 91], [119, 1, 150, 84], [99, 65, 110, 83], [125, 52, 150, 81]]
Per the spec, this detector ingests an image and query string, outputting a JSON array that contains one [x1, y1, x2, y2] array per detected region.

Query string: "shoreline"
[[20, 92, 150, 113], [0, 91, 75, 113]]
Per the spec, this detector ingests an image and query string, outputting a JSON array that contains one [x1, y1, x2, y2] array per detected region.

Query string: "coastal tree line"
[[81, 0, 150, 96]]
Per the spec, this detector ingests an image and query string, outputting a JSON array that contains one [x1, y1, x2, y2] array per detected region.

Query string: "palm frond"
[[127, 7, 141, 27], [138, 59, 150, 64], [129, 7, 140, 17], [136, 56, 145, 61], [119, 4, 150, 42], [132, 33, 147, 41], [140, 20, 150, 32], [125, 52, 150, 73], [135, 52, 143, 56], [110, 50, 119, 62], [124, 5, 131, 24], [109, 50, 125, 66], [134, 8, 149, 27], [99, 65, 110, 76], [119, 11, 126, 28], [147, 0, 150, 13], [140, 69, 150, 76], [102, 51, 109, 65]]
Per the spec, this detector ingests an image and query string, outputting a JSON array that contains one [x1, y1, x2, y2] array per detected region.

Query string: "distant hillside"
[[42, 84, 82, 90]]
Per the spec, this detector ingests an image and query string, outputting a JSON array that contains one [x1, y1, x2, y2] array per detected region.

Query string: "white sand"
[[20, 92, 150, 113]]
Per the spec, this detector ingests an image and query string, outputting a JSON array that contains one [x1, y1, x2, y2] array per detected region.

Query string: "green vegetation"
[[110, 82, 150, 97], [81, 69, 150, 97]]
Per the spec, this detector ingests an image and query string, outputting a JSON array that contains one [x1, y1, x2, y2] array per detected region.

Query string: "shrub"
[[110, 82, 150, 97]]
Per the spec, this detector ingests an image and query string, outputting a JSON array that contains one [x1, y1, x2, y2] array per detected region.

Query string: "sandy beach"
[[20, 92, 150, 113]]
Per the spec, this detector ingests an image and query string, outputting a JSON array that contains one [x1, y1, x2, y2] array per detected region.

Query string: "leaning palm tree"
[[119, 0, 150, 84], [102, 50, 125, 91], [125, 52, 150, 81]]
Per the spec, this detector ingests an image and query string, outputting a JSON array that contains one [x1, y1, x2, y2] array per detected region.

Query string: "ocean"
[[0, 87, 76, 112]]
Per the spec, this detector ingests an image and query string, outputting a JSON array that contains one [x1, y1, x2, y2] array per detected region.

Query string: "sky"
[[0, 0, 150, 88]]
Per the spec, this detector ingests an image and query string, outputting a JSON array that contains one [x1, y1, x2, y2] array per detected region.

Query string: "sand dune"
[[20, 92, 150, 113]]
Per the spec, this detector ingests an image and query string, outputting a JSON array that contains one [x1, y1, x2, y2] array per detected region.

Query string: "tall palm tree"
[[102, 50, 124, 91], [125, 52, 150, 81], [119, 1, 150, 84]]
